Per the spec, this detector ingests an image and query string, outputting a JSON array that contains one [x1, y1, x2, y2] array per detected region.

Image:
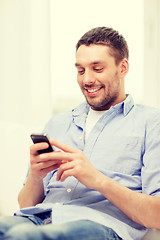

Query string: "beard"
[[82, 79, 121, 111], [84, 90, 120, 111]]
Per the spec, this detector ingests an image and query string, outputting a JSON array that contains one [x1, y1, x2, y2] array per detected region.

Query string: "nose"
[[83, 69, 95, 85]]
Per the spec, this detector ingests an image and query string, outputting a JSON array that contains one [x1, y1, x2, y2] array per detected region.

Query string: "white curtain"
[[0, 0, 52, 215], [144, 0, 160, 108], [0, 0, 52, 127]]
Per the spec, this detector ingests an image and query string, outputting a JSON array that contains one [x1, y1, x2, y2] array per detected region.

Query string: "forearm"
[[95, 174, 160, 229], [18, 170, 45, 209]]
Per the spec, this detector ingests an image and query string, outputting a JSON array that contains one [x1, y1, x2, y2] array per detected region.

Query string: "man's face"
[[75, 44, 126, 111]]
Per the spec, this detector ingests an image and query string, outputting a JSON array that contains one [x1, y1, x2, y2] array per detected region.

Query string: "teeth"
[[87, 88, 100, 93]]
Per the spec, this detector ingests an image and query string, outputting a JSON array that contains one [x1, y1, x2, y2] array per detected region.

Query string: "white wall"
[[0, 0, 52, 126], [144, 0, 160, 108], [0, 0, 52, 216], [50, 0, 144, 113]]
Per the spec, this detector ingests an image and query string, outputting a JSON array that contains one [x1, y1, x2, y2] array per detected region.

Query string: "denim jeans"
[[0, 213, 122, 240]]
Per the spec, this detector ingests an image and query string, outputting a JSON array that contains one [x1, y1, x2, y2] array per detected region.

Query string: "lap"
[[45, 220, 122, 240], [0, 217, 122, 240]]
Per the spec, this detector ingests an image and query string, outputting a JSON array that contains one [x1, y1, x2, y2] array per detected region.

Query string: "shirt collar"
[[72, 94, 134, 119], [122, 94, 134, 116], [72, 102, 90, 129], [96, 94, 134, 116]]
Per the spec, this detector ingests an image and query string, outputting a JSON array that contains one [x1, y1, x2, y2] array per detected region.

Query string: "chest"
[[58, 115, 145, 176]]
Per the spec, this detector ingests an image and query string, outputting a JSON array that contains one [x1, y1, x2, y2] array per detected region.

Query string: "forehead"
[[75, 44, 115, 65]]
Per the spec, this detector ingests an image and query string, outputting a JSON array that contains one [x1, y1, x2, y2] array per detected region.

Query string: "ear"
[[120, 58, 129, 78]]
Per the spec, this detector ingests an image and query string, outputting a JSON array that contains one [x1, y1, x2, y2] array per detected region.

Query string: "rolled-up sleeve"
[[142, 112, 160, 196]]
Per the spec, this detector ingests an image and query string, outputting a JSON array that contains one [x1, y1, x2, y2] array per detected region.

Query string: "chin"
[[87, 102, 105, 111], [87, 99, 113, 111]]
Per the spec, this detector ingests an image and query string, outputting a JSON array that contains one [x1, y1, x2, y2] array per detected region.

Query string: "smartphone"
[[30, 133, 54, 154]]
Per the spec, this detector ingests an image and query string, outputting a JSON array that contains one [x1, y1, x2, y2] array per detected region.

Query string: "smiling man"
[[75, 44, 128, 111], [1, 27, 160, 240]]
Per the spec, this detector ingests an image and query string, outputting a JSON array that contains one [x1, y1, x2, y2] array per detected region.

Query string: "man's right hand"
[[18, 141, 62, 208], [29, 142, 62, 181]]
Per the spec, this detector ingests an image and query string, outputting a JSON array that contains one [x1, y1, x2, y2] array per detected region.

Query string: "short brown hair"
[[76, 27, 129, 65]]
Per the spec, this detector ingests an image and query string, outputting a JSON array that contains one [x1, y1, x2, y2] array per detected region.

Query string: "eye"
[[77, 68, 85, 75], [94, 67, 103, 72]]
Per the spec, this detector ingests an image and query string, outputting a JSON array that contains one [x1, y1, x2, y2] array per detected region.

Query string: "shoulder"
[[132, 104, 160, 129], [43, 110, 73, 136], [43, 102, 88, 138], [133, 104, 160, 118]]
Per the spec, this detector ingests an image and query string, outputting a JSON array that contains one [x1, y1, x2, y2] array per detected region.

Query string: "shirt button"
[[67, 188, 71, 193], [79, 136, 82, 140]]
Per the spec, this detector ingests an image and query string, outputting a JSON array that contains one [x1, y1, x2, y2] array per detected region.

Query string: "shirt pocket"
[[92, 135, 144, 175]]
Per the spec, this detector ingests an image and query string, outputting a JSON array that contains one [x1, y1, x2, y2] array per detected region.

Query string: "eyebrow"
[[75, 61, 105, 67]]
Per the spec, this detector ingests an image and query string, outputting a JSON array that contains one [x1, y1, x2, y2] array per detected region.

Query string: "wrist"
[[28, 169, 44, 184], [94, 172, 110, 193]]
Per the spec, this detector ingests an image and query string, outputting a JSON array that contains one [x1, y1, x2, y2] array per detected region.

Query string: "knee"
[[6, 223, 39, 240], [0, 217, 7, 236], [6, 224, 70, 240], [0, 216, 35, 238], [0, 216, 16, 237]]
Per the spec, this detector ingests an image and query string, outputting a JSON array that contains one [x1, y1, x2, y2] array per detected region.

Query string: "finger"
[[40, 151, 75, 162], [59, 169, 76, 182], [30, 143, 49, 155], [50, 138, 78, 153], [40, 165, 59, 175], [56, 161, 74, 181], [39, 160, 61, 170], [32, 159, 61, 171]]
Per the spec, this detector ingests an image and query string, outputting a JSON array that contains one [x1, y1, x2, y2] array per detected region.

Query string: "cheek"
[[102, 72, 118, 87], [98, 72, 110, 84], [99, 75, 110, 88]]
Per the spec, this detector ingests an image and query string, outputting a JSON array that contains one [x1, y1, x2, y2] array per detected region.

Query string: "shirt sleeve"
[[141, 112, 160, 196]]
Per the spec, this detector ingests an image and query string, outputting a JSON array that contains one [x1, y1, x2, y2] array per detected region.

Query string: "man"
[[1, 26, 160, 240]]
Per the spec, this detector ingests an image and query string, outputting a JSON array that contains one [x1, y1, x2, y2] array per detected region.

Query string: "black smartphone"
[[30, 133, 54, 154]]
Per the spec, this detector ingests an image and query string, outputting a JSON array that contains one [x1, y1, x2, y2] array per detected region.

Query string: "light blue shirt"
[[16, 95, 160, 240]]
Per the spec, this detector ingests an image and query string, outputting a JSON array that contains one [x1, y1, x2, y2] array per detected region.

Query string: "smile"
[[85, 87, 102, 93], [84, 86, 103, 97]]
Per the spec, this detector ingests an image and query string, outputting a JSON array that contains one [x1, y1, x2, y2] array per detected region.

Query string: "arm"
[[18, 142, 61, 209], [96, 175, 160, 229], [18, 170, 45, 209], [42, 139, 160, 229]]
